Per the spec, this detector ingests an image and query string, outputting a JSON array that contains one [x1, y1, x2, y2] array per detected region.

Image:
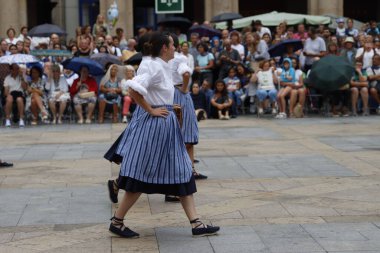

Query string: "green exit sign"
[[155, 0, 184, 14]]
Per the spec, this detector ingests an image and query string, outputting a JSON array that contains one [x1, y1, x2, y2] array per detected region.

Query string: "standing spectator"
[[351, 61, 369, 116], [92, 14, 109, 36], [293, 24, 308, 41], [189, 32, 200, 60], [230, 31, 244, 60], [327, 42, 340, 56], [366, 21, 380, 37], [74, 38, 92, 57], [200, 79, 213, 117], [0, 39, 9, 56], [8, 44, 18, 55], [252, 60, 278, 115], [190, 82, 208, 121], [5, 28, 19, 45], [335, 18, 346, 38], [262, 33, 272, 46], [16, 41, 25, 54], [356, 42, 377, 70], [4, 64, 27, 127], [340, 37, 357, 66], [211, 79, 233, 119], [27, 66, 49, 125], [46, 64, 70, 124], [217, 39, 241, 79], [366, 54, 380, 114], [210, 36, 223, 60], [195, 42, 214, 85], [115, 27, 128, 49], [181, 42, 195, 73], [23, 38, 31, 54], [249, 33, 270, 72], [321, 27, 332, 47], [221, 29, 229, 41], [345, 18, 359, 39], [17, 26, 29, 42], [99, 35, 122, 56], [70, 66, 98, 124], [303, 27, 326, 72], [121, 65, 135, 123], [254, 20, 271, 39], [98, 64, 122, 123]]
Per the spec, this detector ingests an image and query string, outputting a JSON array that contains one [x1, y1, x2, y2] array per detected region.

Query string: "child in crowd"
[[276, 57, 296, 119], [211, 79, 233, 120]]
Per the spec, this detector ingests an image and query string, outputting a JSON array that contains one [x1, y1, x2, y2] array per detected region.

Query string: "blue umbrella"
[[28, 23, 67, 37], [268, 39, 303, 58], [62, 57, 104, 76], [188, 25, 221, 38]]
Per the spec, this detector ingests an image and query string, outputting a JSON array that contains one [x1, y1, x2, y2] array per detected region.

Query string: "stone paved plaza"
[[1, 116, 380, 253]]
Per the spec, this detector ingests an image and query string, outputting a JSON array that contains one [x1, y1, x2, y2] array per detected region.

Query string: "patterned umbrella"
[[0, 54, 41, 64]]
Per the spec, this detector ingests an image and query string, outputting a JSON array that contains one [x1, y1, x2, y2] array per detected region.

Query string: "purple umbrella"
[[188, 25, 221, 38]]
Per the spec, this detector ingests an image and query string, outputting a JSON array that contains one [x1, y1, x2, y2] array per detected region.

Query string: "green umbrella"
[[305, 55, 354, 91]]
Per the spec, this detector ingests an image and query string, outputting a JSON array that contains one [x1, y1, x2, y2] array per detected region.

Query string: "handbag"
[[78, 91, 95, 99]]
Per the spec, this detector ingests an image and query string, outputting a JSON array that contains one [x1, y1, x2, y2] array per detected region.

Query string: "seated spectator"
[[351, 61, 369, 116], [251, 60, 278, 115], [5, 28, 19, 45], [289, 58, 306, 118], [293, 23, 308, 42], [46, 64, 70, 124], [195, 42, 214, 85], [27, 66, 49, 125], [276, 58, 296, 119], [98, 64, 122, 123], [200, 79, 214, 117], [4, 64, 27, 127], [223, 67, 243, 117], [190, 82, 208, 121], [211, 79, 233, 120], [63, 69, 79, 87], [340, 37, 357, 66], [356, 42, 378, 70], [70, 66, 98, 124], [366, 54, 380, 114], [327, 42, 340, 56], [8, 44, 18, 55], [120, 65, 135, 123]]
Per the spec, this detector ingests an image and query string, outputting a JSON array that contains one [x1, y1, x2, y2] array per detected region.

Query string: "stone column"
[[205, 0, 239, 22], [0, 0, 20, 37], [100, 0, 133, 37], [308, 0, 343, 16], [18, 0, 28, 29], [65, 0, 80, 40]]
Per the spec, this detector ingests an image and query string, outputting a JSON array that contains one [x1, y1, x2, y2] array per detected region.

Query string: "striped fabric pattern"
[[119, 105, 193, 184], [173, 88, 199, 145]]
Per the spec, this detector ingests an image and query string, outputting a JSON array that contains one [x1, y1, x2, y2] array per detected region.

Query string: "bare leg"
[[16, 97, 25, 119], [75, 104, 83, 122], [361, 88, 369, 110], [114, 192, 142, 219], [49, 101, 57, 121], [112, 103, 119, 123], [351, 88, 358, 113], [59, 101, 67, 120], [98, 100, 106, 123], [289, 89, 298, 114], [5, 95, 13, 119], [186, 144, 194, 167], [87, 102, 95, 121], [370, 88, 380, 104], [298, 88, 306, 108], [179, 195, 198, 225]]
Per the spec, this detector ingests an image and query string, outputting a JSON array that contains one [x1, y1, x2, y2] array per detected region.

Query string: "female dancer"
[[108, 32, 220, 238]]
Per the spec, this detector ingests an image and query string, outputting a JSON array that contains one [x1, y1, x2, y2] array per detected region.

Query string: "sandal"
[[109, 216, 139, 238], [190, 218, 220, 237], [193, 170, 208, 180], [107, 180, 119, 204]]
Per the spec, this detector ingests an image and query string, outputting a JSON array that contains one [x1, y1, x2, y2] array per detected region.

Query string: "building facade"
[[0, 0, 379, 40]]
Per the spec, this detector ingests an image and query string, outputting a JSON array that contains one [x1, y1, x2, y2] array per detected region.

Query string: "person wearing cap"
[[336, 18, 346, 38], [253, 20, 271, 39], [340, 37, 357, 66]]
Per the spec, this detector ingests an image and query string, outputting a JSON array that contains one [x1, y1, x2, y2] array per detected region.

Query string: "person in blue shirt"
[[276, 58, 296, 119], [366, 21, 380, 37]]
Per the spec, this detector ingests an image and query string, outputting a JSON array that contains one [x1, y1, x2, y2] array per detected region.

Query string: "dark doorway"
[[344, 0, 380, 21], [27, 0, 57, 28], [239, 0, 307, 17]]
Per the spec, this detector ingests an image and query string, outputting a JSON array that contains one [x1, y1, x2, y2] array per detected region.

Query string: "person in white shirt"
[[356, 42, 379, 70], [253, 20, 271, 39], [5, 28, 19, 45], [251, 60, 278, 115], [180, 41, 195, 73], [106, 32, 219, 239], [303, 27, 326, 71], [289, 58, 306, 117], [230, 31, 245, 60], [366, 54, 380, 114], [3, 64, 27, 127], [335, 18, 346, 38]]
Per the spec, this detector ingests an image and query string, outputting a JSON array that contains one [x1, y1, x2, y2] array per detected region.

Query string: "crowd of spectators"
[[1, 14, 380, 127]]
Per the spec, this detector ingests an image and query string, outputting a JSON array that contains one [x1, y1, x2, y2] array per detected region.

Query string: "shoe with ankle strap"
[[190, 218, 220, 237]]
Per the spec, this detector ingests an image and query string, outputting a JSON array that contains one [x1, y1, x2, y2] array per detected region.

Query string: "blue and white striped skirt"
[[118, 105, 193, 185], [174, 88, 199, 145], [104, 106, 143, 164]]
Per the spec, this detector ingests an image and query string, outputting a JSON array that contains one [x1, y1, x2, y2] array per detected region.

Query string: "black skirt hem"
[[116, 175, 197, 196]]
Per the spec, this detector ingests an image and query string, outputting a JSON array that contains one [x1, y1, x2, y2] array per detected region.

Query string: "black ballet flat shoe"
[[194, 159, 199, 164], [107, 180, 119, 204], [165, 195, 180, 202], [109, 216, 139, 238], [193, 171, 208, 180], [190, 218, 220, 237], [0, 161, 13, 168]]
